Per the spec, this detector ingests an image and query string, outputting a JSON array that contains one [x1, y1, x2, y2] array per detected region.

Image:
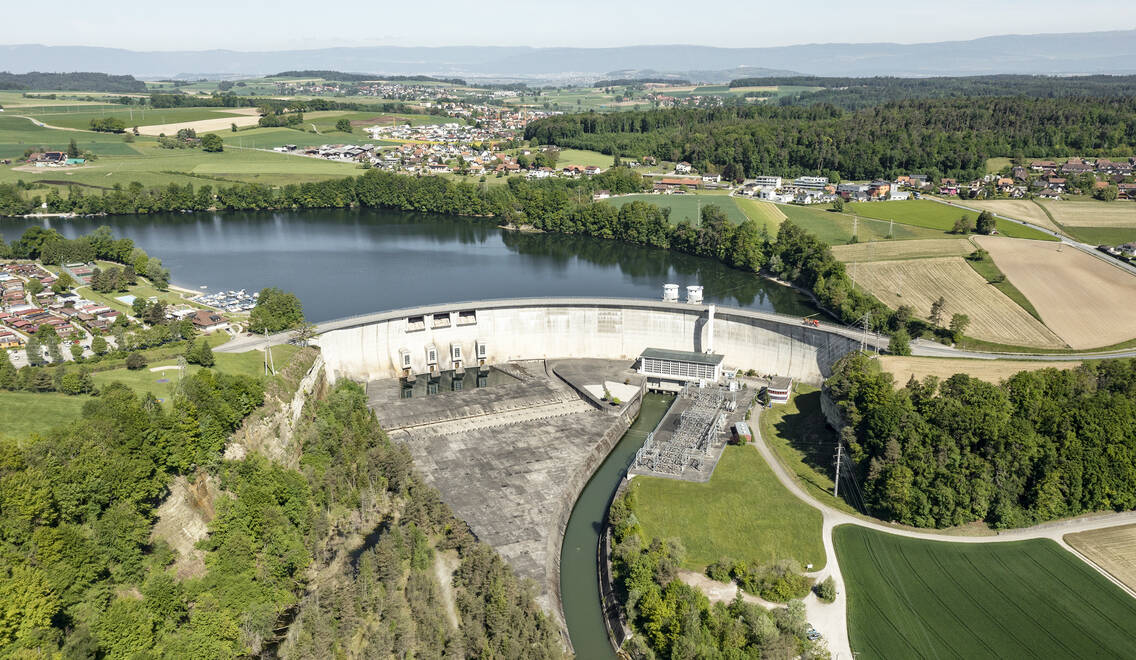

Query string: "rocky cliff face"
[[225, 349, 324, 468]]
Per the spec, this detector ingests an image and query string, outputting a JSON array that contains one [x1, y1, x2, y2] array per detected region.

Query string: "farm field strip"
[[958, 199, 1063, 233], [831, 238, 975, 262], [835, 526, 1136, 659], [878, 356, 1082, 384], [853, 256, 1065, 348], [775, 203, 944, 245], [1064, 524, 1136, 593], [847, 199, 1057, 240], [1038, 200, 1136, 227], [734, 197, 786, 231], [974, 236, 1136, 349]]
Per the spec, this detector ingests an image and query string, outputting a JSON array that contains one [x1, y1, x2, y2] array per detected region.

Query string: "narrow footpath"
[[748, 406, 1136, 660]]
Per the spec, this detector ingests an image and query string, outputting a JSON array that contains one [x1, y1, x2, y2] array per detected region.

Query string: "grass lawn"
[[835, 525, 1136, 659], [776, 203, 944, 245], [604, 193, 751, 225], [0, 115, 141, 159], [556, 148, 614, 168], [846, 200, 1057, 241], [0, 390, 90, 438], [631, 444, 826, 571], [984, 157, 1012, 173], [1056, 225, 1136, 245], [757, 386, 858, 516]]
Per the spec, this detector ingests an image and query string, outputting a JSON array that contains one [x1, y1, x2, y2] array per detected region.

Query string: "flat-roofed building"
[[767, 376, 793, 404], [638, 347, 723, 387]]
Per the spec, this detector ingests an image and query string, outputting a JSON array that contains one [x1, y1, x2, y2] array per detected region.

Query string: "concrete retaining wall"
[[320, 299, 866, 388]]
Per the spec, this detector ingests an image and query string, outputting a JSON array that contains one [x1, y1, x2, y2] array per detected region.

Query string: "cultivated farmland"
[[734, 197, 786, 232], [959, 199, 1063, 233], [776, 203, 944, 245], [1038, 199, 1136, 227], [831, 238, 975, 262], [835, 526, 1136, 659], [136, 108, 262, 136], [852, 256, 1065, 348], [878, 356, 1081, 384], [974, 236, 1136, 349], [1065, 524, 1136, 593]]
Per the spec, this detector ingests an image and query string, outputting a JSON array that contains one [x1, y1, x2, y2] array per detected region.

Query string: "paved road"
[[748, 407, 1136, 660]]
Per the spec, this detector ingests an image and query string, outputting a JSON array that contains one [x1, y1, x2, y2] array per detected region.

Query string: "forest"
[[825, 354, 1136, 529], [729, 74, 1136, 109], [524, 97, 1136, 180], [0, 71, 148, 93], [607, 488, 826, 658], [0, 354, 562, 657]]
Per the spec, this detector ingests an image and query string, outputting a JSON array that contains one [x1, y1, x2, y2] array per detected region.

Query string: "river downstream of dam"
[[7, 208, 816, 653]]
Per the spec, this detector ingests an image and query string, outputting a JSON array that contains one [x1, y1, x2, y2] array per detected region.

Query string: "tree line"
[[0, 167, 891, 329], [607, 488, 825, 658], [3, 225, 170, 289], [826, 354, 1136, 529], [523, 97, 1136, 181], [0, 71, 148, 93]]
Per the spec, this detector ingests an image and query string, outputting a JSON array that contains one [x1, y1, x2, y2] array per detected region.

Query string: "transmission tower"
[[833, 443, 844, 498], [263, 329, 276, 376], [858, 313, 873, 353]]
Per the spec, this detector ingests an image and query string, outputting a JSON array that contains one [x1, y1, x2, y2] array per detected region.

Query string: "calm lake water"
[[3, 208, 815, 322], [3, 207, 815, 655]]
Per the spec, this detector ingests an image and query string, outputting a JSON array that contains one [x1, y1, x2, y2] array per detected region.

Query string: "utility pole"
[[834, 443, 844, 498], [852, 215, 858, 243], [263, 329, 275, 376], [859, 312, 872, 353]]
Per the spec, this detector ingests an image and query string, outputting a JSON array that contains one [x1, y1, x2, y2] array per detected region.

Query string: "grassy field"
[[604, 193, 751, 225], [631, 445, 825, 571], [1064, 524, 1136, 593], [963, 252, 1044, 322], [91, 344, 300, 403], [984, 157, 1013, 173], [831, 238, 976, 262], [959, 199, 1063, 234], [0, 115, 142, 159], [836, 525, 1136, 659], [556, 148, 614, 168], [974, 236, 1136, 350], [853, 257, 1065, 348], [0, 390, 91, 438], [16, 106, 251, 132], [734, 198, 786, 232], [757, 385, 858, 516], [1, 138, 361, 190], [847, 200, 1057, 241], [776, 204, 944, 245], [878, 356, 1081, 384]]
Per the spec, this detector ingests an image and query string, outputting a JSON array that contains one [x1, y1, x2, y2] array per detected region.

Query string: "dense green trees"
[[200, 134, 224, 152], [608, 489, 824, 658], [826, 354, 1136, 528], [89, 117, 127, 133], [525, 97, 1136, 181], [248, 288, 305, 333]]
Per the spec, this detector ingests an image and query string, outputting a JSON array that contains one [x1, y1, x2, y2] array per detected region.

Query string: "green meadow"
[[604, 193, 751, 225], [846, 199, 1057, 240], [836, 525, 1136, 659]]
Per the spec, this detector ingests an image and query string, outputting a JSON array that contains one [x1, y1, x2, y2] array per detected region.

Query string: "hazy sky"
[[5, 1, 1136, 50]]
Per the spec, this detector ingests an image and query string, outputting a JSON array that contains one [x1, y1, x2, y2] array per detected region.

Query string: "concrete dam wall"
[[319, 297, 871, 386]]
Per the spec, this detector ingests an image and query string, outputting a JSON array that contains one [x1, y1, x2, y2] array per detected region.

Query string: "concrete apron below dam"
[[366, 358, 645, 645]]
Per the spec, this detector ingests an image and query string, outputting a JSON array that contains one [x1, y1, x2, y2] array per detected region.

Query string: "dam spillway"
[[315, 297, 877, 642]]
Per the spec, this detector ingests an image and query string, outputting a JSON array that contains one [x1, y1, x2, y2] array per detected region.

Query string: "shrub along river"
[[6, 208, 816, 653]]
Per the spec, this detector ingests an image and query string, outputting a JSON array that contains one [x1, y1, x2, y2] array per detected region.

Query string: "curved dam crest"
[[317, 297, 878, 646]]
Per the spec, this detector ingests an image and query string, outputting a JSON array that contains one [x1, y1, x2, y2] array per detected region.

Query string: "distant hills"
[[2, 29, 1135, 80]]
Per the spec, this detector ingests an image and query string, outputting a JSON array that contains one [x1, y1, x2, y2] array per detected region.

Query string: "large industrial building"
[[637, 347, 724, 390]]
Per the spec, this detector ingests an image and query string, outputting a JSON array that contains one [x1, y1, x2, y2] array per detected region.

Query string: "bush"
[[815, 575, 837, 602], [707, 558, 733, 583], [125, 352, 147, 370], [889, 328, 911, 356]]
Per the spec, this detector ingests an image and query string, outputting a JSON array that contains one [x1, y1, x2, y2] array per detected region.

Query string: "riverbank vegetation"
[[524, 97, 1136, 181], [826, 354, 1136, 528], [608, 487, 827, 658]]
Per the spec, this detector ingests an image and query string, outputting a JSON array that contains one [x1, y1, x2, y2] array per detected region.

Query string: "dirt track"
[[976, 236, 1136, 349]]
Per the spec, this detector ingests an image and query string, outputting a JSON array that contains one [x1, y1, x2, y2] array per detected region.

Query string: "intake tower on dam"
[[316, 294, 879, 636]]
